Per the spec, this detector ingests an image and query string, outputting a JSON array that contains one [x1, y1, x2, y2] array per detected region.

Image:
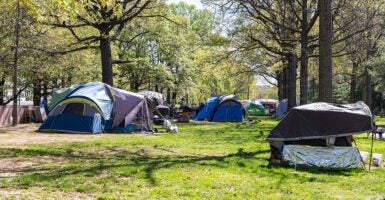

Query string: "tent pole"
[[145, 97, 166, 119], [369, 131, 374, 171]]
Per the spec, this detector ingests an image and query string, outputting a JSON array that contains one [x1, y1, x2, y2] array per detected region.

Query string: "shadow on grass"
[[0, 146, 270, 187]]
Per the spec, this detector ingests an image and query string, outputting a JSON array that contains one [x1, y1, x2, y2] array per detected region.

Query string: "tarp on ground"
[[282, 145, 363, 169]]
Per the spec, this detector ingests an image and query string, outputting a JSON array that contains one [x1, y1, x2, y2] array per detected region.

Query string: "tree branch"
[[1, 84, 28, 106]]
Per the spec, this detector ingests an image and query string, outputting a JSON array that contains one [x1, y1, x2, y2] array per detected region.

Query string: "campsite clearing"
[[0, 120, 385, 199], [0, 124, 101, 146]]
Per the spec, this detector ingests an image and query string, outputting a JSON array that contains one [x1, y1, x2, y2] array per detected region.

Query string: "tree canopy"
[[1, 0, 385, 113]]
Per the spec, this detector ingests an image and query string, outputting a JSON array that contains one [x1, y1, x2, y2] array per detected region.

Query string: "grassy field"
[[0, 118, 385, 199]]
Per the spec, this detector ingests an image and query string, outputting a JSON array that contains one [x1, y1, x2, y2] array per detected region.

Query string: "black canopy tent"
[[266, 101, 373, 169]]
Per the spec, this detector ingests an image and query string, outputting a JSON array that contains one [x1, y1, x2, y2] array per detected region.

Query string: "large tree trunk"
[[288, 53, 297, 109], [349, 62, 358, 103], [300, 0, 309, 105], [318, 0, 333, 103], [100, 36, 113, 86], [277, 70, 284, 100]]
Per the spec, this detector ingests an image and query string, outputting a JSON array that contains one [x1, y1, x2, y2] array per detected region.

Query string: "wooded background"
[[1, 0, 384, 113]]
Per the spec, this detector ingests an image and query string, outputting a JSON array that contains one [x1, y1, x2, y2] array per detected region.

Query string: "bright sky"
[[166, 0, 203, 9]]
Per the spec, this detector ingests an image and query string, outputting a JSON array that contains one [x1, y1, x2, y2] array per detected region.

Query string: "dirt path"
[[0, 124, 102, 146]]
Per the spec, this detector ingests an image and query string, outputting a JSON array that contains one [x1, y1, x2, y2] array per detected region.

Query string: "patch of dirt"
[[0, 188, 94, 200], [0, 155, 68, 178], [0, 124, 102, 147]]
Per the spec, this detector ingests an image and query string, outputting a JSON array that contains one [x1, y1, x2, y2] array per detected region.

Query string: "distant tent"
[[241, 100, 265, 116], [39, 82, 152, 133], [138, 91, 166, 107], [138, 90, 170, 120], [194, 94, 245, 122], [272, 99, 288, 118], [257, 99, 278, 115], [266, 101, 373, 169]]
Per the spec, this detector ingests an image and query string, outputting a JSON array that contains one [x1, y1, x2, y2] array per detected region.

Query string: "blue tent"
[[194, 94, 245, 122], [39, 82, 152, 133]]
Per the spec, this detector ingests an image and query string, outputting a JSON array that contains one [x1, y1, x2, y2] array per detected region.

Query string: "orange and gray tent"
[[39, 82, 152, 133], [266, 101, 373, 169]]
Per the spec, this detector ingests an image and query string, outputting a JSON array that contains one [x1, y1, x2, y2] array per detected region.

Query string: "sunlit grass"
[[0, 120, 384, 199]]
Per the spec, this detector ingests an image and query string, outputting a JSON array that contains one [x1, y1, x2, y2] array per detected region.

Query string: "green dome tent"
[[241, 100, 266, 116]]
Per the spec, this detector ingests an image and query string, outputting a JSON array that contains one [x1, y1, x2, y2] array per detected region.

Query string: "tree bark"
[[349, 62, 358, 103], [43, 81, 48, 102], [288, 53, 297, 109], [318, 0, 333, 103], [33, 79, 41, 106], [0, 75, 4, 105], [100, 36, 113, 86], [300, 0, 309, 105], [277, 70, 284, 100], [283, 65, 288, 101], [362, 67, 372, 109], [166, 88, 171, 104], [12, 0, 20, 126]]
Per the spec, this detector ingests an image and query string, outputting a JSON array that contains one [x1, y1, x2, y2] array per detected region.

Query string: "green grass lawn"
[[0, 119, 385, 199]]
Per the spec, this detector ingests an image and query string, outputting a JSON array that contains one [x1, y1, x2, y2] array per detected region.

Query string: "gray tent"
[[138, 91, 166, 107], [267, 101, 373, 169], [272, 99, 288, 118]]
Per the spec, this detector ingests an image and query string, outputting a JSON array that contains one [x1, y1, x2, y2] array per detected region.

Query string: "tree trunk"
[[362, 67, 372, 109], [133, 81, 139, 91], [12, 0, 20, 126], [318, 0, 333, 103], [0, 75, 4, 105], [33, 79, 41, 106], [349, 62, 358, 103], [288, 53, 297, 109], [100, 36, 113, 86], [300, 0, 309, 105], [172, 92, 177, 104], [277, 70, 284, 100], [166, 88, 171, 104], [283, 65, 289, 100], [309, 78, 317, 101], [43, 81, 48, 102]]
